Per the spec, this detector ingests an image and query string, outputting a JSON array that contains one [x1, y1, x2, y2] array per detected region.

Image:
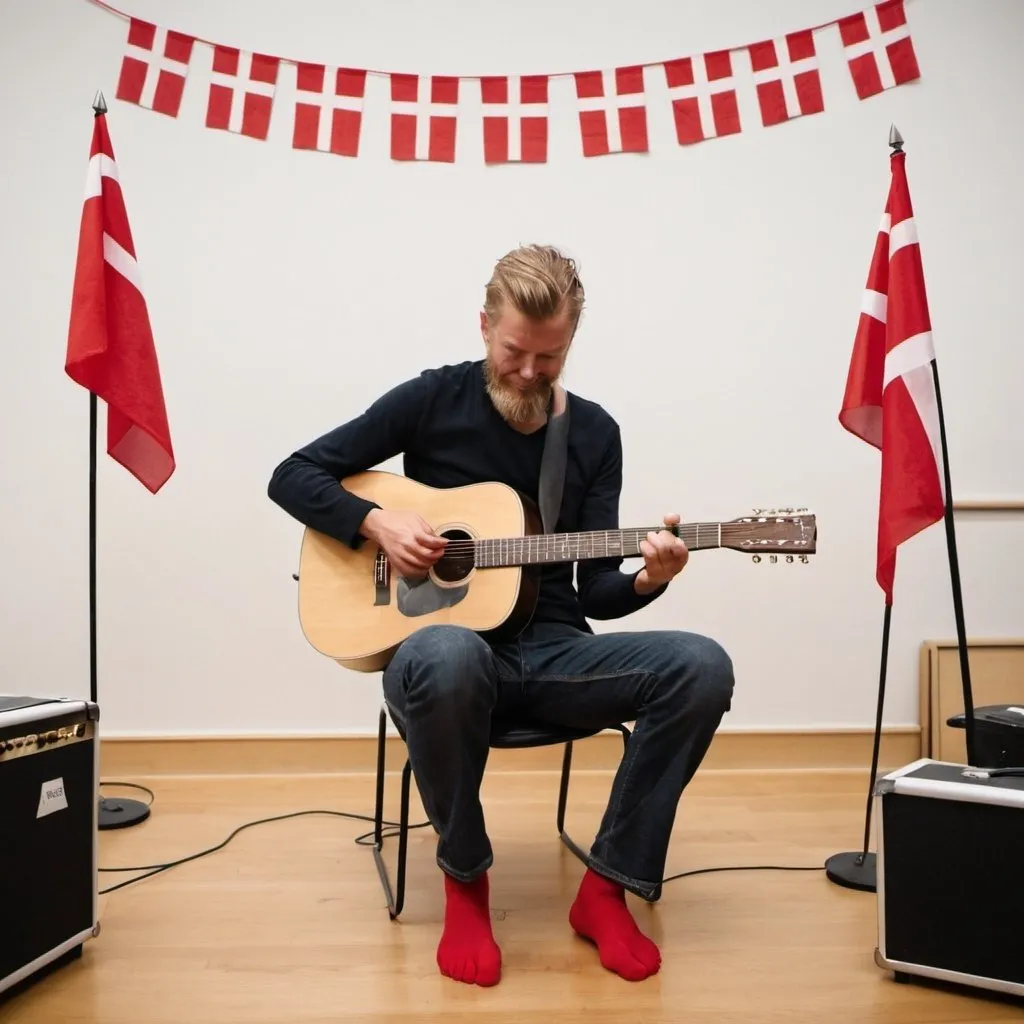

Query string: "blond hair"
[[483, 244, 585, 330]]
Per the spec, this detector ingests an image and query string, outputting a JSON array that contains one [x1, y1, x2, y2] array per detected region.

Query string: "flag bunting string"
[[86, 0, 923, 164]]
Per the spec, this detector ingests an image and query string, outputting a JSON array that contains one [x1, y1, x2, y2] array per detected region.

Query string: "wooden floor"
[[4, 765, 1020, 1023]]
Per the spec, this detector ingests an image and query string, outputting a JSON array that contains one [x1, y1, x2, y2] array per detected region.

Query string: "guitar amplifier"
[[0, 696, 100, 1000], [874, 758, 1024, 999], [946, 704, 1024, 768]]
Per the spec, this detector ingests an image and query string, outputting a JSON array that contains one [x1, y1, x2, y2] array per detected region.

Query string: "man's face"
[[480, 305, 574, 426]]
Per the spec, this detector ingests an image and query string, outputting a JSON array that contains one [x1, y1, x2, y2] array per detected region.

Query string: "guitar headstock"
[[722, 508, 817, 563]]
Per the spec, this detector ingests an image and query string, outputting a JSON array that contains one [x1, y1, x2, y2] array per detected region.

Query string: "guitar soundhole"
[[433, 528, 475, 585]]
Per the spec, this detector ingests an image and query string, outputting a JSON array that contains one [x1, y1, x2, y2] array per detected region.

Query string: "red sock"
[[436, 871, 502, 986], [569, 868, 661, 981]]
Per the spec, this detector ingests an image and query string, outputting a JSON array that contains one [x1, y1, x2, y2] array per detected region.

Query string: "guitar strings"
[[435, 523, 790, 554]]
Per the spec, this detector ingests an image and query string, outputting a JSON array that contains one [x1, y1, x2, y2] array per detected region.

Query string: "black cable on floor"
[[662, 864, 823, 882], [96, 782, 824, 896]]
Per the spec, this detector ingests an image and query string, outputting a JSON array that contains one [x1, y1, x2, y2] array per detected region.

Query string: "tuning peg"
[[752, 554, 761, 563]]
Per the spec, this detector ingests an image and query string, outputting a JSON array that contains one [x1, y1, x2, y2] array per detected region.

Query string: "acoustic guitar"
[[295, 470, 817, 671]]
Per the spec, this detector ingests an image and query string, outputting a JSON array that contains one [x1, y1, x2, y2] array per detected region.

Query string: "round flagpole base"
[[825, 851, 876, 892], [98, 795, 151, 830]]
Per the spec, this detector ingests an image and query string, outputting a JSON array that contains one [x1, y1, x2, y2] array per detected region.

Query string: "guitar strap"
[[538, 384, 570, 534]]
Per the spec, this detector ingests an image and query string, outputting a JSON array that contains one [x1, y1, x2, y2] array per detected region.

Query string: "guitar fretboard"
[[473, 525, 721, 568]]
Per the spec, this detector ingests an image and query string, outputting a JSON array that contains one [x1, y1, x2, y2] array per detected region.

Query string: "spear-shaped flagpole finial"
[[93, 90, 107, 116], [888, 123, 904, 152]]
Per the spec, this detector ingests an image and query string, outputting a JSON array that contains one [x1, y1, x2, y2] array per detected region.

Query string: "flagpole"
[[929, 360, 977, 765], [88, 90, 151, 832], [822, 125, 901, 892], [826, 124, 979, 893], [89, 389, 97, 707], [824, 127, 904, 893]]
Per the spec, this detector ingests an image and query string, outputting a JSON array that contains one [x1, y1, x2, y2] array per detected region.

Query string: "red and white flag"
[[115, 18, 194, 118], [663, 51, 741, 145], [293, 64, 366, 157], [839, 147, 944, 603], [66, 108, 175, 494], [838, 0, 920, 100], [480, 75, 548, 164], [206, 47, 280, 140], [390, 75, 459, 162], [574, 67, 648, 157], [747, 30, 824, 127]]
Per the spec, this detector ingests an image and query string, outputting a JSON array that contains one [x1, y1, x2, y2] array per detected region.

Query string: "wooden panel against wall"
[[919, 639, 1024, 762], [98, 726, 923, 778]]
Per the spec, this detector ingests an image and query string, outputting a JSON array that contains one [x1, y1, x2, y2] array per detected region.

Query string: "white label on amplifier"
[[37, 778, 68, 818]]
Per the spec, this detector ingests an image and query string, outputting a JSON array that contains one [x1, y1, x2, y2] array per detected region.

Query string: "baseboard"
[[98, 726, 921, 778]]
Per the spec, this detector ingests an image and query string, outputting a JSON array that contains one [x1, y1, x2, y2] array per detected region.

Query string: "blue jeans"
[[381, 620, 735, 901]]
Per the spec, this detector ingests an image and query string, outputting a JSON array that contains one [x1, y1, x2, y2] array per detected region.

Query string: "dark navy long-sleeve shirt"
[[267, 359, 666, 633]]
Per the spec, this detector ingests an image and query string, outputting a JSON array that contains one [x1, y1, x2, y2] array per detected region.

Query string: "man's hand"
[[361, 508, 447, 578], [635, 513, 689, 594]]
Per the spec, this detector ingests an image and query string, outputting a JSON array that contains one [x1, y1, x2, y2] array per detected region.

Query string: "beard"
[[484, 356, 554, 426]]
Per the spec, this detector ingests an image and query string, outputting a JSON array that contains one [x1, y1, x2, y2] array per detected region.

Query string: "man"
[[268, 244, 734, 987]]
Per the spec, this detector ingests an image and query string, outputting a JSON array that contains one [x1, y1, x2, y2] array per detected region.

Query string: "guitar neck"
[[474, 524, 721, 568]]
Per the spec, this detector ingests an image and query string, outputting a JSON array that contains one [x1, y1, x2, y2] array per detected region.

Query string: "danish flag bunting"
[[839, 145, 944, 603], [206, 47, 280, 140], [293, 64, 366, 157], [747, 31, 824, 127], [100, 3, 926, 166], [480, 76, 549, 164], [664, 52, 741, 145], [838, 0, 920, 100], [574, 67, 648, 157], [390, 75, 459, 161], [66, 106, 175, 494], [115, 18, 194, 118]]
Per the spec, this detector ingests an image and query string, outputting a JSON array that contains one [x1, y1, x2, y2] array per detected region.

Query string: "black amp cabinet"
[[0, 696, 100, 1000], [874, 757, 1024, 1000]]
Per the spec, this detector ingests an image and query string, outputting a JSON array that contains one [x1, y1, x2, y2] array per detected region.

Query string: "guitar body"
[[296, 471, 542, 671]]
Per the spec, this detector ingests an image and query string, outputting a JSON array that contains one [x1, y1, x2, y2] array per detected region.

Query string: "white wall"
[[1, 0, 1022, 738]]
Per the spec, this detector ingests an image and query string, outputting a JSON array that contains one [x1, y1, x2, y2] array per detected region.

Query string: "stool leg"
[[556, 740, 573, 834], [617, 723, 631, 750], [557, 740, 591, 865], [557, 726, 633, 866], [393, 760, 412, 919], [371, 706, 411, 920], [373, 706, 387, 847]]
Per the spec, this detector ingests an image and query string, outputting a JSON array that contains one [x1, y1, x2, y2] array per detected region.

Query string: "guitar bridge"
[[374, 549, 391, 606]]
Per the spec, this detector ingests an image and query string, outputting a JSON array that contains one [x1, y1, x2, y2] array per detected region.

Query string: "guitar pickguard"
[[396, 574, 468, 616], [372, 527, 474, 617]]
